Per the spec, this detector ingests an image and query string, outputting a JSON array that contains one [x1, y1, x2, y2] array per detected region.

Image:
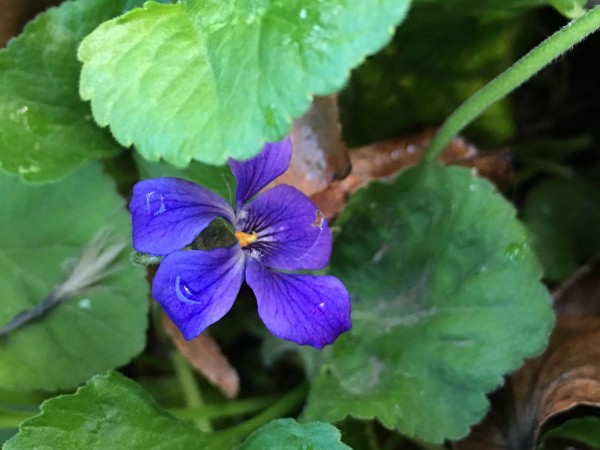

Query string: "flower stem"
[[169, 395, 277, 421], [365, 421, 381, 450], [171, 351, 212, 432], [421, 4, 600, 163], [214, 382, 308, 441]]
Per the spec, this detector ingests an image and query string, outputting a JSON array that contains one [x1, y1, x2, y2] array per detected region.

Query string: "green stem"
[[365, 421, 381, 450], [422, 4, 600, 163], [214, 382, 308, 441], [171, 351, 212, 432], [169, 395, 277, 421]]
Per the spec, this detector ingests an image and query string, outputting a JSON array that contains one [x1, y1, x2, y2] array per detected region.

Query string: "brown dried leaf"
[[309, 130, 513, 220], [455, 262, 600, 450], [274, 95, 512, 221], [163, 314, 240, 399], [275, 95, 350, 196]]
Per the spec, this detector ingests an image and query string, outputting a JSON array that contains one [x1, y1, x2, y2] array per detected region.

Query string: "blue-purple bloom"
[[129, 138, 351, 348]]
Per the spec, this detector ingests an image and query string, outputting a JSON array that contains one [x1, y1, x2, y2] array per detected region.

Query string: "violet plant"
[[1, 0, 600, 448], [130, 137, 351, 347]]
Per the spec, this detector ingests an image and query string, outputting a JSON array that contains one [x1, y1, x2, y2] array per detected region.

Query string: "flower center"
[[235, 230, 258, 248]]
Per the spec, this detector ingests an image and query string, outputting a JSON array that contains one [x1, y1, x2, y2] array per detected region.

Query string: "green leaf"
[[134, 153, 235, 202], [340, 0, 546, 147], [539, 417, 600, 448], [522, 178, 600, 283], [0, 0, 143, 182], [303, 164, 554, 443], [78, 0, 410, 166], [239, 418, 351, 450], [4, 371, 217, 449], [0, 164, 148, 391]]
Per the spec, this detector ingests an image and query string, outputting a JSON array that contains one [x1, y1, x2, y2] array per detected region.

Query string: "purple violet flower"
[[129, 137, 351, 348]]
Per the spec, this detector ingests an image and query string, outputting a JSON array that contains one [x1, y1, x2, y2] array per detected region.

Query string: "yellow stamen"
[[235, 231, 258, 248]]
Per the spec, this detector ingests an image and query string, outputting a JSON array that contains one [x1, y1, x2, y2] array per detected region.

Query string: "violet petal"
[[228, 137, 292, 206], [237, 184, 331, 270], [130, 178, 234, 256], [151, 246, 245, 340], [245, 259, 352, 348]]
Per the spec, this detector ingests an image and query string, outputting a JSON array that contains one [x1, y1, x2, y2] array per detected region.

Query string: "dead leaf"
[[163, 314, 240, 399], [275, 95, 350, 196], [455, 262, 600, 450], [308, 130, 513, 220], [273, 95, 513, 221]]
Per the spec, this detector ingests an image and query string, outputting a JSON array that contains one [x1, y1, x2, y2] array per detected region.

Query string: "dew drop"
[[155, 195, 166, 215], [175, 276, 198, 304], [311, 302, 326, 314], [145, 191, 166, 216], [10, 105, 31, 129], [311, 209, 325, 228], [504, 242, 527, 262], [78, 298, 92, 309], [18, 164, 40, 174]]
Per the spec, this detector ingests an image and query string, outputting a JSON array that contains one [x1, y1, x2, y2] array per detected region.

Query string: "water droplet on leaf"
[[78, 298, 92, 309], [505, 242, 527, 262]]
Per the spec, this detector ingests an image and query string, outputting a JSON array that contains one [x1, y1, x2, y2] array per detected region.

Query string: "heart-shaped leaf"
[[0, 164, 148, 390], [78, 0, 410, 166], [303, 163, 554, 442]]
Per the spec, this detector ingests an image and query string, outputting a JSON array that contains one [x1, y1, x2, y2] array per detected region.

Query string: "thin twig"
[[0, 228, 125, 339]]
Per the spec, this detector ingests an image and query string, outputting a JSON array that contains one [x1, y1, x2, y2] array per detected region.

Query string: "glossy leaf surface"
[[79, 0, 410, 166]]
